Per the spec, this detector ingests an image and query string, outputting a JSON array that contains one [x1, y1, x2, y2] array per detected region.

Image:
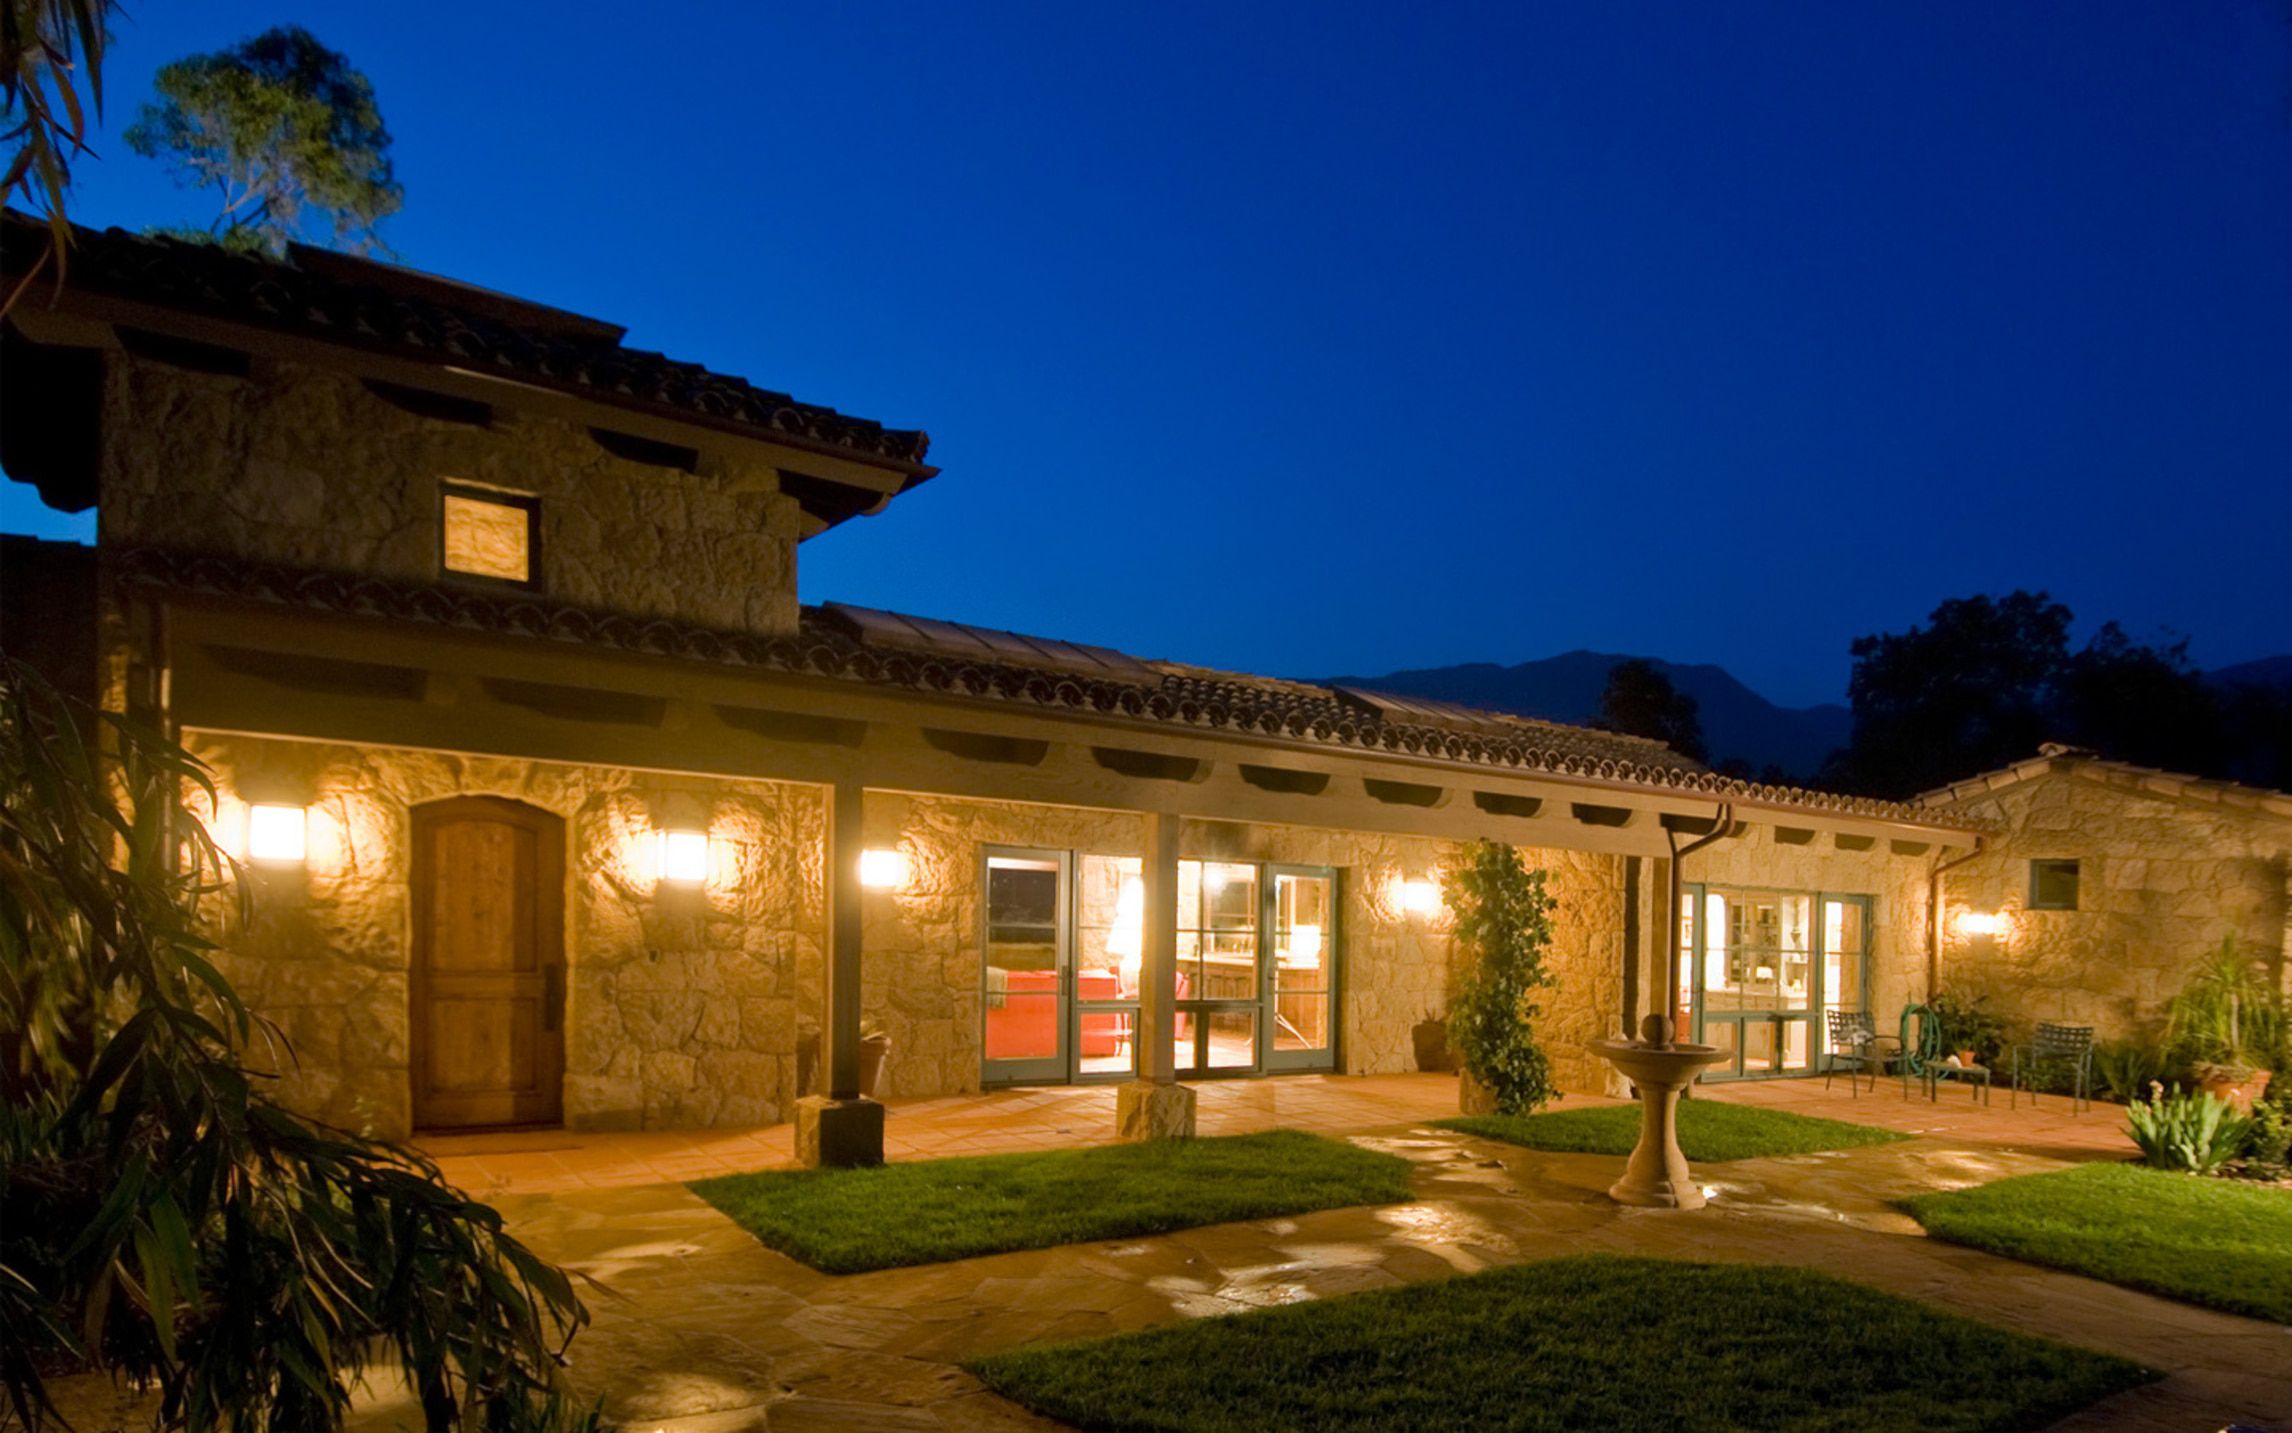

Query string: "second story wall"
[[100, 351, 804, 637]]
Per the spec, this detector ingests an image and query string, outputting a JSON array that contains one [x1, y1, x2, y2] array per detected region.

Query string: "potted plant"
[[2166, 935, 2281, 1115], [1925, 988, 2006, 1068]]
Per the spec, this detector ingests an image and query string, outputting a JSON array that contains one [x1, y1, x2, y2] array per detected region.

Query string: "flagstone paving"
[[366, 1076, 2284, 1432]]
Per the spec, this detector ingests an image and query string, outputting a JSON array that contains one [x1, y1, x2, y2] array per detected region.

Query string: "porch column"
[[795, 778, 884, 1166], [1117, 810, 1196, 1139]]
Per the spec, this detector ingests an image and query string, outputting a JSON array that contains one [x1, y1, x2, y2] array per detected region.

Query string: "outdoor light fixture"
[[858, 848, 911, 890], [1956, 910, 2006, 938], [246, 803, 309, 864], [1399, 878, 1442, 917], [656, 829, 710, 885]]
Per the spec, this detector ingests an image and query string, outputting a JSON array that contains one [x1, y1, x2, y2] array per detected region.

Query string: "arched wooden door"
[[410, 797, 566, 1129]]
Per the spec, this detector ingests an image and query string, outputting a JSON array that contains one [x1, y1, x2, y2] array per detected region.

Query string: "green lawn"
[[1435, 1098, 1910, 1162], [969, 1255, 2150, 1433], [689, 1130, 1414, 1274], [1902, 1160, 2292, 1324]]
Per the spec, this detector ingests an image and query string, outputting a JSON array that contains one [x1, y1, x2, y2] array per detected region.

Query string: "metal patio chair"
[[2010, 1022, 2095, 1113], [1822, 1008, 1899, 1097]]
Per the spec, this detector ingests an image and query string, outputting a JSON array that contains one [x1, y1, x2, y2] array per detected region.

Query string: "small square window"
[[2028, 859, 2080, 911], [440, 484, 539, 587]]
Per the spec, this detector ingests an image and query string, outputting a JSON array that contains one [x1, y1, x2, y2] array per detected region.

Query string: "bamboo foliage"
[[0, 660, 592, 1431]]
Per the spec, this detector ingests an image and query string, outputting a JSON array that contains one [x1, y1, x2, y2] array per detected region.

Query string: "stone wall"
[[188, 732, 823, 1140], [100, 354, 804, 636], [856, 793, 1628, 1098], [1931, 769, 2292, 1043]]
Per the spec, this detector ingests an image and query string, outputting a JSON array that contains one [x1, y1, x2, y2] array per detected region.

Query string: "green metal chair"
[[2010, 1023, 2095, 1113], [1822, 1009, 1898, 1096]]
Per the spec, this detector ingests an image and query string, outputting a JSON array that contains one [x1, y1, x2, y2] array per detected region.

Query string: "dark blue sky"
[[10, 1, 2289, 706]]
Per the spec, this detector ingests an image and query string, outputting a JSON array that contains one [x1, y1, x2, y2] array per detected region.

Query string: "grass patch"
[[969, 1254, 2150, 1432], [1436, 1099, 1910, 1162], [1902, 1160, 2292, 1324], [689, 1129, 1413, 1273]]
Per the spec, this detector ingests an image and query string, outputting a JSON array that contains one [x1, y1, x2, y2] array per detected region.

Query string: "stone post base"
[[1115, 1080, 1197, 1141], [794, 1094, 884, 1168]]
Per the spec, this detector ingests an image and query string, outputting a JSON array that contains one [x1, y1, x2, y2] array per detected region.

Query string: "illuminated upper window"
[[440, 484, 538, 586]]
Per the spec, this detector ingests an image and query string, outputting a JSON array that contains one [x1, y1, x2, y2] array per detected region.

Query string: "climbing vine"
[[1443, 840, 1558, 1115]]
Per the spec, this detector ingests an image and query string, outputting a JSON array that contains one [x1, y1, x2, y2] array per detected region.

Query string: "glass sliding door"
[[1690, 885, 1859, 1081], [1265, 866, 1338, 1072], [981, 850, 1070, 1085]]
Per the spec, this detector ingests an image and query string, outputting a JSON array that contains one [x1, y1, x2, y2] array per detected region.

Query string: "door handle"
[[543, 966, 564, 1033]]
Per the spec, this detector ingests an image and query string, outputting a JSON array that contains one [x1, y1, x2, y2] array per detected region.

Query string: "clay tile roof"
[[114, 547, 1971, 828], [0, 211, 931, 470]]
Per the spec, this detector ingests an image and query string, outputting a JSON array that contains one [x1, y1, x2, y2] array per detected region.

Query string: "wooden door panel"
[[412, 799, 564, 1130]]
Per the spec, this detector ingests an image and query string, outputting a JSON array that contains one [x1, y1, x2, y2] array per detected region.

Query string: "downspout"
[[1665, 802, 1735, 1035], [1926, 837, 1984, 1001]]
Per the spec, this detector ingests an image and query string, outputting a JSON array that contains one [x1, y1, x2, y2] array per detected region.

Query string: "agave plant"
[[2124, 1084, 2253, 1176], [0, 660, 591, 1430]]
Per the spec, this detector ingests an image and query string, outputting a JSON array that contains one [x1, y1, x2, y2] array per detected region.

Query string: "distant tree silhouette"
[[1822, 591, 2292, 799], [1597, 658, 1709, 764]]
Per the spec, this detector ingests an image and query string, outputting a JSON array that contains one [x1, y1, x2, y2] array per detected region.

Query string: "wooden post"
[[827, 778, 864, 1101], [796, 778, 882, 1165]]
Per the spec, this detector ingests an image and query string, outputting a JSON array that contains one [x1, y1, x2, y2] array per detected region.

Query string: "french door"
[[981, 849, 1337, 1086], [1685, 886, 1871, 1082], [981, 849, 1145, 1086]]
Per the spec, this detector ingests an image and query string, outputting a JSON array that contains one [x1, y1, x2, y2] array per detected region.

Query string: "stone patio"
[[361, 1074, 2292, 1431]]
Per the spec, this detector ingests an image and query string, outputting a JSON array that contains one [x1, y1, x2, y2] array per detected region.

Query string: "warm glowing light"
[[1398, 878, 1442, 916], [1105, 875, 1145, 963], [859, 848, 910, 890], [657, 829, 710, 885], [1956, 910, 2006, 938], [246, 804, 308, 864], [1288, 921, 1324, 967]]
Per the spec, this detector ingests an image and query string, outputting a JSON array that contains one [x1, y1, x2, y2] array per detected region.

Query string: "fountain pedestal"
[[1586, 1014, 1730, 1210]]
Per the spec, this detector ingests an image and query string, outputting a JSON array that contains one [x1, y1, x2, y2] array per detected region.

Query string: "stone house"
[[4, 213, 2277, 1159], [1923, 746, 2292, 1046]]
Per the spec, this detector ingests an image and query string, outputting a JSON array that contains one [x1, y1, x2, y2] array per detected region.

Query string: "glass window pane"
[[1741, 1019, 1777, 1072], [984, 857, 1060, 1063], [1823, 899, 1866, 1028], [1180, 860, 1259, 1002], [1077, 855, 1142, 1001], [1781, 1020, 1811, 1070], [1274, 873, 1332, 1052], [1206, 1008, 1256, 1070]]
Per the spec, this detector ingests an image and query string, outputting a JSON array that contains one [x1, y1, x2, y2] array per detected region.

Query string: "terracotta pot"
[[1955, 1049, 1978, 1066], [1413, 1018, 1454, 1073], [2199, 1067, 2272, 1116]]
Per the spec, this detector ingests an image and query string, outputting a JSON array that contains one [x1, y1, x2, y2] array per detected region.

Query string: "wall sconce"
[[1398, 878, 1442, 917], [1956, 910, 2006, 939], [246, 803, 309, 865], [859, 848, 911, 891], [656, 828, 710, 886]]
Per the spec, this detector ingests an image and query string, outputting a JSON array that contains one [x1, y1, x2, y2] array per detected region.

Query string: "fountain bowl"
[[1586, 1015, 1731, 1209]]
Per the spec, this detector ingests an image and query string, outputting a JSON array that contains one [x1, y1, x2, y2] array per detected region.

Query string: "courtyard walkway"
[[367, 1075, 2292, 1432], [419, 1071, 2134, 1196]]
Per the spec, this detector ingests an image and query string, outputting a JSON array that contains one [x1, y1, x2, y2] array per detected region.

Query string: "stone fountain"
[[1586, 1013, 1730, 1210]]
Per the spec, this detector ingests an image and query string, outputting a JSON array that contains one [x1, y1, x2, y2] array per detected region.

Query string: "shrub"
[[1443, 841, 1557, 1116], [2125, 1085, 2253, 1176], [0, 662, 590, 1429], [2164, 934, 2286, 1081], [2092, 1040, 2168, 1104], [2247, 1101, 2292, 1170]]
